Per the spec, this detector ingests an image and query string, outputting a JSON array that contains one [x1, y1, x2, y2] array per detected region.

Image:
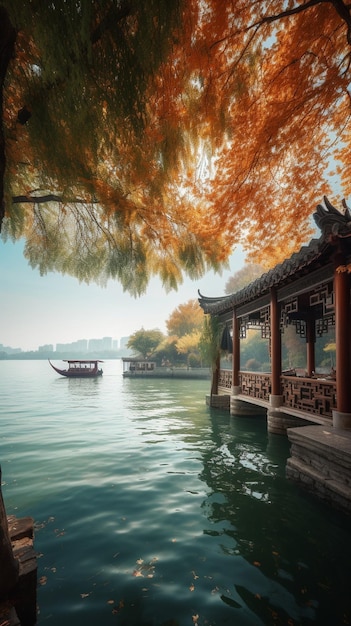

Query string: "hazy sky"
[[0, 238, 245, 351]]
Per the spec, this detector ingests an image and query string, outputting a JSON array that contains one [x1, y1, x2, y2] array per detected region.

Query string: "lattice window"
[[260, 306, 270, 339], [316, 314, 335, 337], [290, 319, 307, 338], [310, 283, 334, 314], [280, 298, 298, 331], [239, 307, 270, 339]]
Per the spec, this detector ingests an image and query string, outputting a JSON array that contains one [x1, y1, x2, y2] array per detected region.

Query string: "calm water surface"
[[1, 360, 350, 626]]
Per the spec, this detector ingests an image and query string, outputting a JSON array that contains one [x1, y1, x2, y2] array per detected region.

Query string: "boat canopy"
[[63, 360, 104, 364]]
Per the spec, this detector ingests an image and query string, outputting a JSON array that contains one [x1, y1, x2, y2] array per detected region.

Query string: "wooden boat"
[[49, 359, 103, 378], [122, 358, 210, 380]]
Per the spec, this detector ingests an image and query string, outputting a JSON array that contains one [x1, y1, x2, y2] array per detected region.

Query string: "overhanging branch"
[[12, 194, 98, 205]]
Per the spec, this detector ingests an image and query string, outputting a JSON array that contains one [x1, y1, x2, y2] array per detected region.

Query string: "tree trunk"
[[210, 352, 220, 403], [0, 467, 19, 600], [0, 7, 16, 229]]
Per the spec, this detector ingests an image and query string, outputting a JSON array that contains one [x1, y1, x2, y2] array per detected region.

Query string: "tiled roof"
[[199, 197, 351, 316]]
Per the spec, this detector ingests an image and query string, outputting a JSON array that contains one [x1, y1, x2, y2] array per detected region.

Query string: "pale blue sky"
[[0, 238, 245, 351]]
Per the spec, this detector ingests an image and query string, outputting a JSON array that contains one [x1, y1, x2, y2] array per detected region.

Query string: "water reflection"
[[199, 411, 351, 625], [2, 364, 351, 625], [66, 376, 102, 397]]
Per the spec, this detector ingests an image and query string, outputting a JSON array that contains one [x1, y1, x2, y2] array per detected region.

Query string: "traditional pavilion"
[[198, 198, 351, 515]]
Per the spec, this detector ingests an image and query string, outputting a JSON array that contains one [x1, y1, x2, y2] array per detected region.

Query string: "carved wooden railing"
[[218, 369, 232, 391], [240, 372, 271, 402], [218, 369, 336, 419], [281, 375, 336, 419]]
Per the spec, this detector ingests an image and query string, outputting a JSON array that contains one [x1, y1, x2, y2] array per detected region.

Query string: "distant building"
[[56, 339, 88, 353], [88, 337, 112, 351], [120, 336, 130, 350], [0, 343, 22, 354], [38, 344, 54, 352]]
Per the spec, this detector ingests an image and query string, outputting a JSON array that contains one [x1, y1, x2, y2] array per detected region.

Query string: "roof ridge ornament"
[[314, 196, 351, 238]]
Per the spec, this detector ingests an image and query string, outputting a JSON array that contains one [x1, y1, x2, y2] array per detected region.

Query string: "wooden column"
[[270, 287, 281, 397], [232, 309, 240, 390], [334, 254, 351, 417], [306, 317, 316, 377]]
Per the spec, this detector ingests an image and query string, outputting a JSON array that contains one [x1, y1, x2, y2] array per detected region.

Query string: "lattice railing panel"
[[240, 372, 271, 402], [217, 370, 336, 419], [218, 369, 232, 390], [281, 376, 336, 418]]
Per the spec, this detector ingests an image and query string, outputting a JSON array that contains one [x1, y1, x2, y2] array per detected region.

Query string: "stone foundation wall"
[[286, 425, 351, 515], [267, 409, 311, 435], [206, 394, 230, 409], [230, 396, 267, 417]]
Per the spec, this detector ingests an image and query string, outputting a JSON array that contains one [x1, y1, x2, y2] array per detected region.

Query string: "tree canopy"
[[166, 299, 204, 337], [225, 263, 264, 295], [127, 328, 164, 358], [1, 1, 351, 293]]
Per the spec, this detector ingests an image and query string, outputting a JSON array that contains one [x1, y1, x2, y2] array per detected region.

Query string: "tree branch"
[[248, 1, 351, 46], [90, 1, 132, 44], [330, 0, 351, 45], [12, 194, 98, 204], [0, 7, 16, 229]]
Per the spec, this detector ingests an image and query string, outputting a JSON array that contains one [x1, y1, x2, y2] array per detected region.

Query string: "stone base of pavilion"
[[286, 425, 351, 516], [210, 390, 351, 514], [230, 394, 267, 417], [206, 394, 230, 409], [227, 392, 331, 435]]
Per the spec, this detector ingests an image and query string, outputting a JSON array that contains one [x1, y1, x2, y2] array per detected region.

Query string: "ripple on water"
[[1, 361, 351, 625]]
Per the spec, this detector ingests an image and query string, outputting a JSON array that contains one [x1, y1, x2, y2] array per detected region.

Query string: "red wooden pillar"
[[232, 309, 240, 390], [270, 287, 282, 397], [333, 253, 351, 426], [306, 317, 316, 377]]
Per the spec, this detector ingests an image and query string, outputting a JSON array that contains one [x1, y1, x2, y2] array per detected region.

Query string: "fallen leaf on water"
[[110, 599, 124, 615], [80, 593, 90, 599], [253, 561, 261, 567], [107, 600, 114, 605], [136, 558, 144, 565], [189, 584, 195, 592], [191, 571, 199, 580], [133, 570, 143, 577], [38, 576, 47, 586], [192, 614, 199, 624]]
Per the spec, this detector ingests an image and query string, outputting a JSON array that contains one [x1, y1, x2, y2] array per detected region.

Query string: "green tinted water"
[[1, 360, 350, 625]]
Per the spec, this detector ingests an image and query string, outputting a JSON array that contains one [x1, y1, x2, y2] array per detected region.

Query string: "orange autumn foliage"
[[151, 0, 350, 267], [1, 1, 351, 292]]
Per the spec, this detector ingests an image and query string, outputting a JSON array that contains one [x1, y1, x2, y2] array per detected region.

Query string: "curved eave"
[[199, 237, 330, 316]]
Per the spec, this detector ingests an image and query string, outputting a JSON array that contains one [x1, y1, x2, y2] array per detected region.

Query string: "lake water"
[[1, 359, 350, 626]]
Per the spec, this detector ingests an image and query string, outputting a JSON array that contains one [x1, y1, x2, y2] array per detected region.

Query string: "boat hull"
[[49, 361, 103, 378]]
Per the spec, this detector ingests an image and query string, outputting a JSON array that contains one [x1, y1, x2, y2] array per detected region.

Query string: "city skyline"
[[1, 238, 245, 352], [0, 332, 132, 353]]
